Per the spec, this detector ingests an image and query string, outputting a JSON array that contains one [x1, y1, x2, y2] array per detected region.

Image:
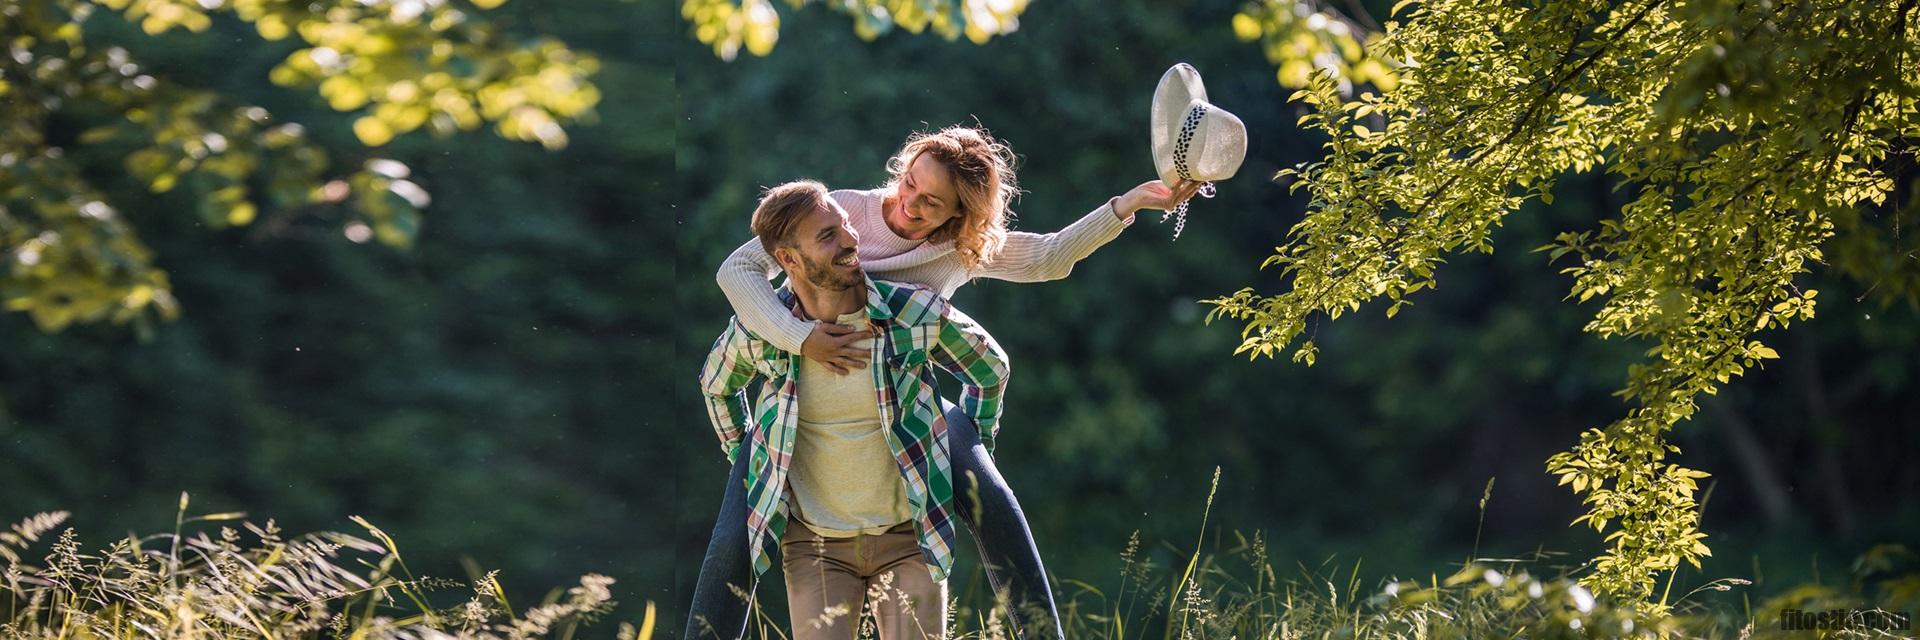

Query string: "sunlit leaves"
[[682, 0, 1030, 60], [1, 0, 601, 332], [1233, 0, 1399, 93], [1, 150, 178, 334], [347, 157, 429, 249], [682, 0, 780, 60], [94, 0, 216, 35], [250, 0, 601, 150], [1211, 0, 1920, 602]]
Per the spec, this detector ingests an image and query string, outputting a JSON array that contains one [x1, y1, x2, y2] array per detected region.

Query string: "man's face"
[[779, 201, 862, 291]]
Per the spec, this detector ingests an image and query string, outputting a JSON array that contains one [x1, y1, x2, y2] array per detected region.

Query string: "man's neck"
[[790, 279, 864, 322]]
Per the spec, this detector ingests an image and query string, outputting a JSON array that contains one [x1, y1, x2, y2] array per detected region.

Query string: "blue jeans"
[[683, 401, 1063, 639]]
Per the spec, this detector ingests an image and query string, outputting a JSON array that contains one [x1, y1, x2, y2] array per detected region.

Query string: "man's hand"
[[801, 322, 872, 374]]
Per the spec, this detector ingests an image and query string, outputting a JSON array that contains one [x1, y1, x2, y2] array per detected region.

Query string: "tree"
[[1206, 0, 1920, 603], [1, 0, 600, 334], [679, 0, 1032, 60], [1232, 0, 1400, 93]]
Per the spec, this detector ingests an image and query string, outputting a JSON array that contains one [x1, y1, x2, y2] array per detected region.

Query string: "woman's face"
[[889, 153, 960, 241]]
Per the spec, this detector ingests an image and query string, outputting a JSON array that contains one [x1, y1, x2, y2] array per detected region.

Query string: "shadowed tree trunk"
[[1704, 396, 1793, 527], [1796, 330, 1858, 538]]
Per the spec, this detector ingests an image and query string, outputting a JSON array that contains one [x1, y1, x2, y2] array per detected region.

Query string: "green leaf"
[[353, 116, 394, 147]]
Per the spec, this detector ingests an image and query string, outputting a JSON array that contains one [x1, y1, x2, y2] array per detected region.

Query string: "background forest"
[[2, 0, 1916, 636]]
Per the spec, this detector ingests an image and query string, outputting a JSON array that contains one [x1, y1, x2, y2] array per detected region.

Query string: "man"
[[697, 180, 1009, 640]]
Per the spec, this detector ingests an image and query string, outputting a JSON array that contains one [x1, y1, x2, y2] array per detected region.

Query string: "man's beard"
[[801, 249, 862, 291]]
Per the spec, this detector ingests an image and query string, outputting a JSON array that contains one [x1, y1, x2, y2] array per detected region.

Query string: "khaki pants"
[[780, 519, 947, 640]]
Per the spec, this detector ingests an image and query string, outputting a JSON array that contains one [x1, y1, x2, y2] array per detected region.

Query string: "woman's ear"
[[936, 211, 966, 237]]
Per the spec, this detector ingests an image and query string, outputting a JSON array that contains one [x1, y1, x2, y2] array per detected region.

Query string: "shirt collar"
[[773, 274, 896, 323]]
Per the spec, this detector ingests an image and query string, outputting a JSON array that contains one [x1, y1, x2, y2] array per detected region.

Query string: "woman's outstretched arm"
[[974, 180, 1199, 283]]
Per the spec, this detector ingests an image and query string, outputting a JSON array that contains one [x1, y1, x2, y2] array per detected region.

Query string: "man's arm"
[[927, 302, 1011, 453], [698, 319, 762, 463]]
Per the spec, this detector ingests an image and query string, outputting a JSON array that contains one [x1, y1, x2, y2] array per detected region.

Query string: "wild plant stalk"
[[1162, 466, 1221, 640], [1470, 477, 1495, 566]]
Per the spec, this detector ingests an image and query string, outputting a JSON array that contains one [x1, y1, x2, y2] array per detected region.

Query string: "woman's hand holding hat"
[[1113, 179, 1204, 223]]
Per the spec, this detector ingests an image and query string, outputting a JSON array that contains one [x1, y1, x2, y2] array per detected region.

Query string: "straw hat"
[[1148, 63, 1246, 239], [1151, 63, 1247, 186]]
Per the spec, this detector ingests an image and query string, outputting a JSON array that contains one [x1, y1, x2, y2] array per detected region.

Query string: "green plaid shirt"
[[698, 275, 1009, 582]]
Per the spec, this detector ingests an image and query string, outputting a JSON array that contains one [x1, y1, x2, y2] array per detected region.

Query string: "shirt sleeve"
[[715, 236, 814, 354], [928, 303, 1011, 454], [698, 319, 762, 463], [971, 197, 1133, 283]]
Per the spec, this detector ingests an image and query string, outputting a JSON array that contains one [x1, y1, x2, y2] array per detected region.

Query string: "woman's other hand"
[[801, 322, 872, 374]]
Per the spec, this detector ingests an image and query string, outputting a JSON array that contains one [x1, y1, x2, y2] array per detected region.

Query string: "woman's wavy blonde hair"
[[884, 124, 1020, 271]]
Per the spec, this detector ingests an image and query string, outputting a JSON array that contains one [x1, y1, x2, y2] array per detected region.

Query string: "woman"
[[688, 124, 1196, 639]]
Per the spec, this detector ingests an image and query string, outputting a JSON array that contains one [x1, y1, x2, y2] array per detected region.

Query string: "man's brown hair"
[[750, 180, 832, 257]]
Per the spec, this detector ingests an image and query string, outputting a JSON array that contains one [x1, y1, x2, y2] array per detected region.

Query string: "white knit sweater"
[[716, 187, 1134, 353]]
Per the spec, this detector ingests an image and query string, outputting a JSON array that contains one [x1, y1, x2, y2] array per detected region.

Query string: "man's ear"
[[772, 246, 798, 271]]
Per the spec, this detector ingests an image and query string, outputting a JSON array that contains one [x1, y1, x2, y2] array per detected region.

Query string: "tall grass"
[[942, 467, 1684, 639], [8, 485, 1914, 639], [1012, 536, 1916, 639], [1, 493, 653, 639], [933, 470, 1917, 640]]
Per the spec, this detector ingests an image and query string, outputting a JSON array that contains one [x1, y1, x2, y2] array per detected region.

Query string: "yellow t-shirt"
[[786, 311, 913, 538]]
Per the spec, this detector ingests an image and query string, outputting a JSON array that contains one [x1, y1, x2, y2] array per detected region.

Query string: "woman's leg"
[[943, 400, 1065, 639], [683, 451, 756, 640]]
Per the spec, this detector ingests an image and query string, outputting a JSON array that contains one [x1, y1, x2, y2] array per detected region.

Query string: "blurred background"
[[2, 0, 1916, 636]]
